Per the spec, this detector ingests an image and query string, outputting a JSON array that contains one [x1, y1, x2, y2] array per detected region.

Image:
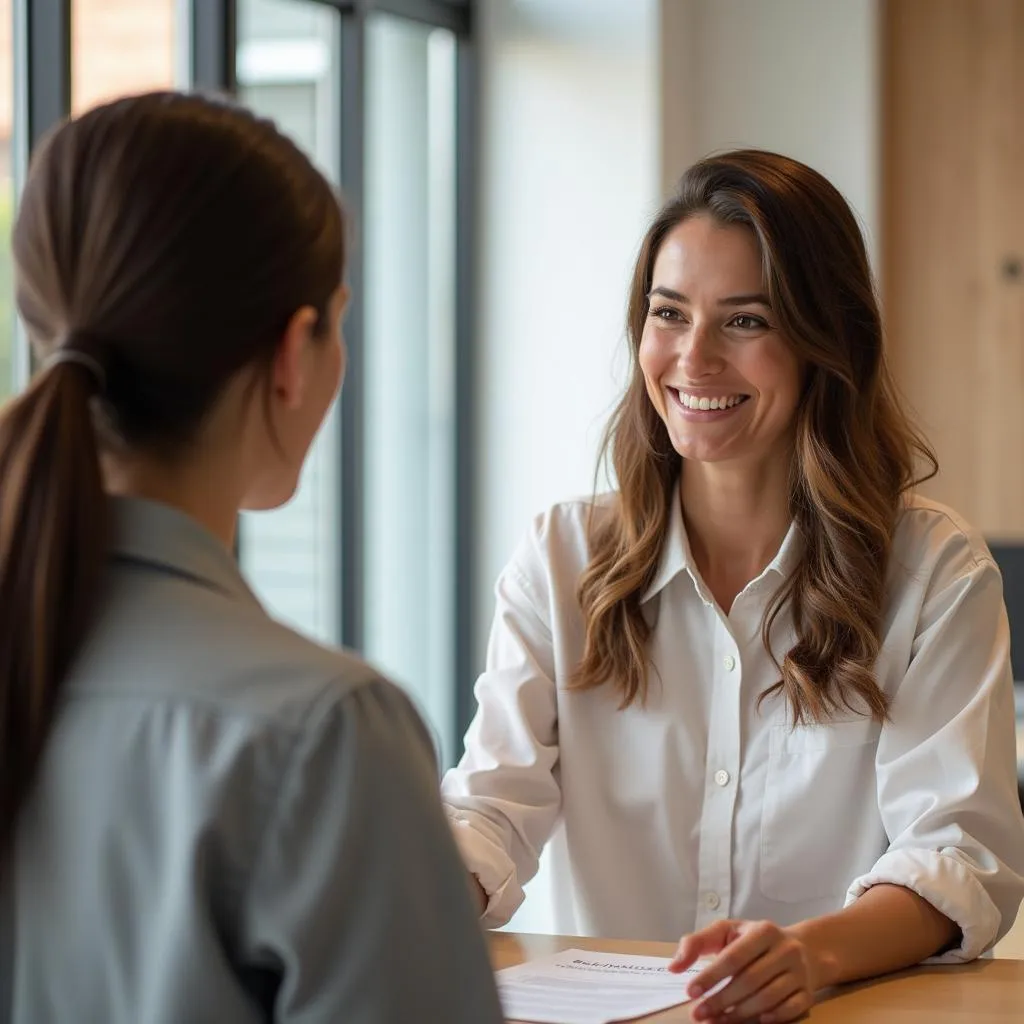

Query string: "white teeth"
[[676, 390, 745, 411]]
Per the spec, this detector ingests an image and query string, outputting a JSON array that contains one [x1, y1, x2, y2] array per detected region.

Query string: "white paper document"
[[496, 948, 711, 1024]]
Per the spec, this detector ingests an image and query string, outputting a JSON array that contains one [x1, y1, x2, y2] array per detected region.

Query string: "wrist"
[[785, 920, 841, 991]]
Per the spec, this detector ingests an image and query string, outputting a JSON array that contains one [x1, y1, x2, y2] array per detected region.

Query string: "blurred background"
[[1, 0, 1022, 944]]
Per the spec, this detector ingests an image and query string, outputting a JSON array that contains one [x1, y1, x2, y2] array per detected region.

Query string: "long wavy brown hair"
[[572, 150, 936, 724]]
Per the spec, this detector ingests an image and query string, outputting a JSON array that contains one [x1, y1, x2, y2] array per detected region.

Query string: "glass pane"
[[235, 0, 342, 645], [364, 14, 458, 763], [0, 0, 13, 400], [72, 0, 183, 114]]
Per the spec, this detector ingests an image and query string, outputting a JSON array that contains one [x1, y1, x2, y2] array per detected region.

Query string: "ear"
[[271, 306, 319, 411]]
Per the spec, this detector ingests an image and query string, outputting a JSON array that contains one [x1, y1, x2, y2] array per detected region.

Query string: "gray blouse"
[[1, 497, 503, 1023]]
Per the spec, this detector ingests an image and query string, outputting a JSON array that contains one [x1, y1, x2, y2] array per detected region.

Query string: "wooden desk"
[[490, 932, 1024, 1022]]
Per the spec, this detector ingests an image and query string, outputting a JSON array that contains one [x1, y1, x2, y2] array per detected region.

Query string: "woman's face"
[[638, 214, 802, 470]]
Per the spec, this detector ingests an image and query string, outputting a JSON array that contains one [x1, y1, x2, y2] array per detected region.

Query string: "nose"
[[680, 321, 724, 379]]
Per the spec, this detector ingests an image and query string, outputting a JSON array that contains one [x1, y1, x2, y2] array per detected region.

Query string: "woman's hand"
[[669, 918, 824, 1023]]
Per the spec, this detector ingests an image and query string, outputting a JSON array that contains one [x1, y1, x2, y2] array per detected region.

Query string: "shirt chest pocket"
[[759, 718, 883, 904]]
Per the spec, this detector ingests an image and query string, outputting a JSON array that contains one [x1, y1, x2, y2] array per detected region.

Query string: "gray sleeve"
[[241, 677, 504, 1023]]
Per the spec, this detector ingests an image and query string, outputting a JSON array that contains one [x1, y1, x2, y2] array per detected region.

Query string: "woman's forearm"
[[787, 883, 959, 989]]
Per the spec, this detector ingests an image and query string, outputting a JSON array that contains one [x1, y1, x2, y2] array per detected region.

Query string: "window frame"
[[12, 0, 479, 759]]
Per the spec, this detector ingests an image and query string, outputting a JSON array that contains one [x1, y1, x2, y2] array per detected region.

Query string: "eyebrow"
[[648, 286, 772, 307]]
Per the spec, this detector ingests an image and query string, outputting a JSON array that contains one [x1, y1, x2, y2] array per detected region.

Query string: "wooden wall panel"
[[883, 0, 1024, 539]]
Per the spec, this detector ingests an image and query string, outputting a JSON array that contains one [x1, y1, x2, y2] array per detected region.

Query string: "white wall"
[[475, 0, 660, 628], [661, 0, 880, 264], [475, 0, 661, 931]]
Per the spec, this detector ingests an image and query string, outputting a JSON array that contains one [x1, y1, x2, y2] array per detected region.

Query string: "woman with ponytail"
[[1, 92, 502, 1024], [443, 150, 1024, 1022]]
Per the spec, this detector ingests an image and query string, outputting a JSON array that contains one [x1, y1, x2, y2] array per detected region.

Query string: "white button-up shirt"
[[442, 492, 1024, 961]]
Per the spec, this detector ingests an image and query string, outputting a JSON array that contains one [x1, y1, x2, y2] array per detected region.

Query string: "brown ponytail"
[[0, 359, 107, 861]]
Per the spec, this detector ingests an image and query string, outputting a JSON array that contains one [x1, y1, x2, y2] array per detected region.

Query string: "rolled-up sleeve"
[[845, 541, 1024, 962], [442, 546, 562, 929], [242, 678, 504, 1023]]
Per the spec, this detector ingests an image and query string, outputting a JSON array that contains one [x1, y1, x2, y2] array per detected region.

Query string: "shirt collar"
[[641, 489, 692, 604], [765, 518, 802, 581], [109, 496, 260, 609], [641, 486, 802, 605]]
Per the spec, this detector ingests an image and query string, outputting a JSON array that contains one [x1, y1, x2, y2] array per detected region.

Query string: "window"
[[363, 11, 459, 763], [11, 0, 476, 765], [72, 0, 184, 114], [235, 0, 343, 646]]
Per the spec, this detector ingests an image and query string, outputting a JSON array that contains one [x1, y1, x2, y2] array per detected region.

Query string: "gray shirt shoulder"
[[5, 498, 502, 1024]]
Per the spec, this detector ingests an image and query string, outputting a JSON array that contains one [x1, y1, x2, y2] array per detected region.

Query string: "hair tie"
[[43, 347, 106, 393]]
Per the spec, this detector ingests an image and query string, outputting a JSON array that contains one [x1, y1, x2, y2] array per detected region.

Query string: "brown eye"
[[729, 314, 768, 330], [649, 306, 683, 322]]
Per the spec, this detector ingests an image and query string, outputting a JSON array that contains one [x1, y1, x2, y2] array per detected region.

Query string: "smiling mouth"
[[671, 388, 751, 412]]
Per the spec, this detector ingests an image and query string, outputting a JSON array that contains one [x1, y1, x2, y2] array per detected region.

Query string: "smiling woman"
[[443, 149, 1024, 1024], [575, 151, 937, 721]]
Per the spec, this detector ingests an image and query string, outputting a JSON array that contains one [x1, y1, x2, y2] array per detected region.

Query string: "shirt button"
[[714, 769, 730, 787], [705, 892, 721, 910], [723, 654, 736, 671]]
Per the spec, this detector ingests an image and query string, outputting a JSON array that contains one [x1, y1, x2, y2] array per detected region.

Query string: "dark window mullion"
[[368, 0, 468, 34], [311, 0, 467, 34], [338, 8, 367, 651], [191, 0, 236, 94], [13, 0, 71, 381], [17, 0, 71, 153]]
